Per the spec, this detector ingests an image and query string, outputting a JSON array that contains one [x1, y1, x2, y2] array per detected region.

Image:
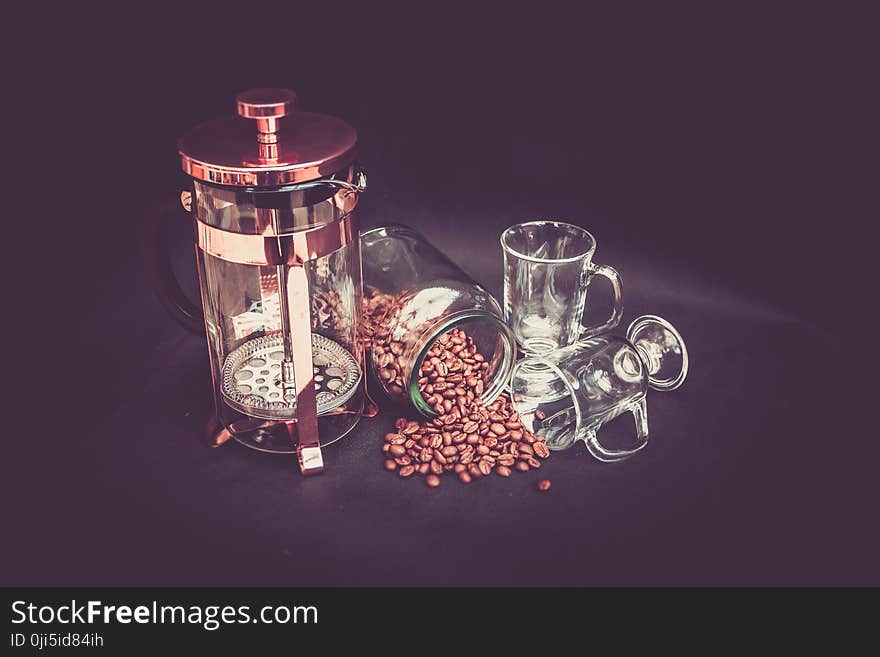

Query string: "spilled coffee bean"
[[380, 327, 550, 489]]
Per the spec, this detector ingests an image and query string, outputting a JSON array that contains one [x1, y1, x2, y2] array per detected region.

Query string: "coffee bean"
[[399, 465, 415, 477], [389, 444, 406, 457], [527, 457, 541, 469], [384, 459, 397, 471], [538, 479, 551, 491], [426, 474, 441, 488], [379, 327, 552, 489]]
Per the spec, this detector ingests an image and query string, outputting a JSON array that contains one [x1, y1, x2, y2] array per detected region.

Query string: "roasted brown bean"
[[534, 442, 550, 459], [498, 454, 515, 466]]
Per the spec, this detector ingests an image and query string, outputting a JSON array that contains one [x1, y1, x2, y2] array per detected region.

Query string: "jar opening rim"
[[408, 311, 517, 417]]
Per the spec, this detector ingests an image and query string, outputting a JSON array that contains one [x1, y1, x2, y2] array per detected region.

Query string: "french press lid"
[[178, 88, 358, 188]]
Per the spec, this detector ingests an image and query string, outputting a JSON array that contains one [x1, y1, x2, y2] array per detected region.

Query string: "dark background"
[[4, 5, 876, 585]]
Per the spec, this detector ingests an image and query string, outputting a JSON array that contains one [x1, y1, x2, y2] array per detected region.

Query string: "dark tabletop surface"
[[8, 187, 874, 586], [6, 8, 877, 586]]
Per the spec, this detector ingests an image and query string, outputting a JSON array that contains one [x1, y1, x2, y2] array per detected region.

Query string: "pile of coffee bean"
[[417, 327, 490, 415], [362, 290, 410, 397], [381, 327, 551, 488]]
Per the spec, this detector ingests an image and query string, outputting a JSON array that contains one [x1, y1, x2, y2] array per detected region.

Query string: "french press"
[[145, 88, 369, 475]]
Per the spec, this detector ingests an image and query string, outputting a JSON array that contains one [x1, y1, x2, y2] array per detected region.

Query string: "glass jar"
[[361, 224, 517, 416]]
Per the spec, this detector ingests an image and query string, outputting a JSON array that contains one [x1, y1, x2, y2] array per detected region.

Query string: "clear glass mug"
[[501, 221, 623, 355], [510, 315, 688, 462]]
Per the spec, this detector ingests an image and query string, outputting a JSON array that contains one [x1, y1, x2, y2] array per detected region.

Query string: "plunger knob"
[[236, 88, 297, 162]]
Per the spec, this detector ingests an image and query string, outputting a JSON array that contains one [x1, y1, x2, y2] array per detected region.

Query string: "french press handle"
[[142, 190, 205, 335]]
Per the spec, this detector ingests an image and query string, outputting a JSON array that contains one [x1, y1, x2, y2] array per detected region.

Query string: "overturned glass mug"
[[509, 315, 688, 462]]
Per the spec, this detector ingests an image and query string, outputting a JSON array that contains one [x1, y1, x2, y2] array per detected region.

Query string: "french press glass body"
[[147, 89, 368, 474]]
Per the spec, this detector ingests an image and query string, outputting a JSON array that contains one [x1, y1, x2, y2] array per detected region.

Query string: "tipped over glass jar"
[[361, 224, 517, 416]]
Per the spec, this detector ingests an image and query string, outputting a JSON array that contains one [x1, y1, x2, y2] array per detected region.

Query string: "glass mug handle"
[[579, 262, 623, 339], [584, 397, 649, 462]]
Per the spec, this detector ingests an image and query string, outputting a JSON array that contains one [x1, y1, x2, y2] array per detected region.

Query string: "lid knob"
[[235, 88, 297, 163]]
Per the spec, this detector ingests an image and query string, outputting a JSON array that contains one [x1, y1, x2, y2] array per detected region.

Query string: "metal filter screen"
[[221, 333, 361, 420]]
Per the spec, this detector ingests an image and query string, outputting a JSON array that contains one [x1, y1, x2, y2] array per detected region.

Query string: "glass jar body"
[[361, 224, 516, 416]]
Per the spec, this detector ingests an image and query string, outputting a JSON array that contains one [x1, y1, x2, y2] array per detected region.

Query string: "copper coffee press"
[[145, 88, 371, 475]]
